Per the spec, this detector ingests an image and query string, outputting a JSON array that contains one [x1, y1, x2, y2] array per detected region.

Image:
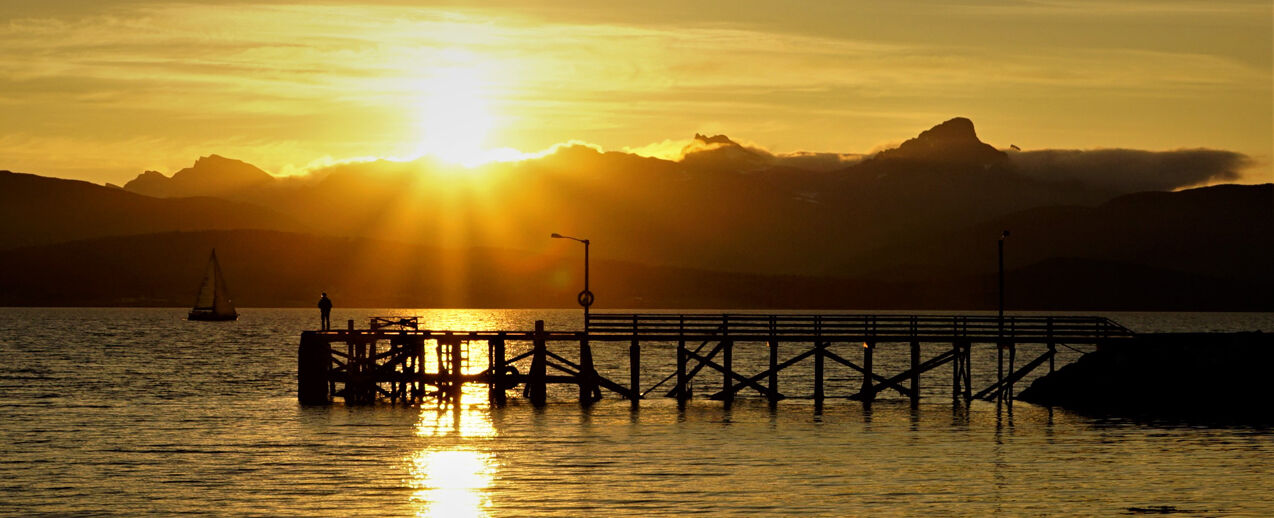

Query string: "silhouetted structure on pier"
[[298, 313, 1134, 406]]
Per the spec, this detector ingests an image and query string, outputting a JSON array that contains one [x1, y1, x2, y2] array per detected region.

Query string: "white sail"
[[190, 249, 237, 320]]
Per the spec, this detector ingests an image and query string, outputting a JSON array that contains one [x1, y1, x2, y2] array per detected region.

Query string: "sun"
[[414, 59, 498, 166]]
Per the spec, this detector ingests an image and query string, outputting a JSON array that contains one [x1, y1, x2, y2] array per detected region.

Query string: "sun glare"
[[414, 58, 499, 167]]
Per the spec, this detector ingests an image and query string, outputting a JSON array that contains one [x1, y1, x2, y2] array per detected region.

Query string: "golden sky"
[[1, 1, 1270, 185]]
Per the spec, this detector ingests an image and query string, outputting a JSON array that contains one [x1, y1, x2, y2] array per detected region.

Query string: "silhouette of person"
[[318, 292, 333, 330]]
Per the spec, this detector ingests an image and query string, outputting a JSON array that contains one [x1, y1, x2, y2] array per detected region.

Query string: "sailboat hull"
[[188, 309, 238, 321]]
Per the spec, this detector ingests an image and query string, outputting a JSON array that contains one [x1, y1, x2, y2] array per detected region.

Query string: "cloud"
[[623, 138, 691, 161], [768, 151, 864, 172], [1008, 148, 1250, 192]]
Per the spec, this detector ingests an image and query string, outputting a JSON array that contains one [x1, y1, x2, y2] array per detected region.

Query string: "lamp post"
[[998, 230, 1010, 334], [553, 233, 600, 403], [551, 233, 592, 331]]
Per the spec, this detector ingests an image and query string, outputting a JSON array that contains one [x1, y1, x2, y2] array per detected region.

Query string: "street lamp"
[[551, 233, 592, 331], [998, 230, 1010, 334]]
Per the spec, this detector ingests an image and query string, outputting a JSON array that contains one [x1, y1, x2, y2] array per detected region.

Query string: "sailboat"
[[188, 249, 238, 321]]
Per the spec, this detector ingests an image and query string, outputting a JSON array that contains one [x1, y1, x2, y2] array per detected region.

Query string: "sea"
[[1, 308, 1272, 517]]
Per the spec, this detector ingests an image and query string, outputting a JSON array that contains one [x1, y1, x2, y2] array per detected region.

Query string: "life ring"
[[577, 289, 595, 307]]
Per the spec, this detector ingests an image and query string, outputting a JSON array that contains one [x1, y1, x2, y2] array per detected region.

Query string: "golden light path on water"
[[401, 310, 507, 518], [407, 387, 499, 518]]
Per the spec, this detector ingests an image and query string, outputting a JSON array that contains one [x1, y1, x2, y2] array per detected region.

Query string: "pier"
[[297, 313, 1135, 406]]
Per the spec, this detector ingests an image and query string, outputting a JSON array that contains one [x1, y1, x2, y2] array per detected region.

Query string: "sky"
[[1, 0, 1270, 185]]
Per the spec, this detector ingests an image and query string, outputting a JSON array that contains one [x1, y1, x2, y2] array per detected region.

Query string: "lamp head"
[[1000, 230, 1010, 240], [551, 233, 563, 239]]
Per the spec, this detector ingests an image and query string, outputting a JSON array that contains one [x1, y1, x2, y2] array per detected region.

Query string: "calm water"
[[1, 308, 1272, 516]]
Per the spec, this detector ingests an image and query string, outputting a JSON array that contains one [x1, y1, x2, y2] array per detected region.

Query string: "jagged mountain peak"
[[871, 117, 1005, 165], [914, 117, 978, 143], [693, 133, 737, 146], [123, 154, 274, 198]]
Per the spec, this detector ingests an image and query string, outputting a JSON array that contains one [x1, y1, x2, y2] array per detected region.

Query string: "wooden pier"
[[297, 313, 1135, 406]]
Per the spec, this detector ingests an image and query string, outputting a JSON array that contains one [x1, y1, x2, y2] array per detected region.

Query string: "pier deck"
[[298, 313, 1135, 406]]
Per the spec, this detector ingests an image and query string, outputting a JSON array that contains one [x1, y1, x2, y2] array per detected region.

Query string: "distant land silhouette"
[[1, 117, 1268, 309]]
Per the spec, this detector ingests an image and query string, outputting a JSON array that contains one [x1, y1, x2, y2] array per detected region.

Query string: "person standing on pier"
[[317, 292, 333, 330]]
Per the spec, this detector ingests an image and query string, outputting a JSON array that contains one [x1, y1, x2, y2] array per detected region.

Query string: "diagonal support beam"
[[645, 335, 721, 396], [662, 340, 728, 397], [823, 350, 915, 398], [683, 349, 779, 400], [707, 346, 819, 400], [539, 351, 633, 398], [505, 350, 534, 364], [848, 349, 955, 400], [973, 348, 1054, 401]]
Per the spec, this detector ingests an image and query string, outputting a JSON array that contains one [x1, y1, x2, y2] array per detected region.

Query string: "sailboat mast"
[[211, 249, 222, 302]]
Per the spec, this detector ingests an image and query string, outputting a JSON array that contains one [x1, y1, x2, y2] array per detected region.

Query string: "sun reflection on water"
[[408, 448, 495, 518], [408, 389, 499, 517]]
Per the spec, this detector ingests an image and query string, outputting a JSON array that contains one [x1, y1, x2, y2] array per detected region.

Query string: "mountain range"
[[1, 117, 1268, 309]]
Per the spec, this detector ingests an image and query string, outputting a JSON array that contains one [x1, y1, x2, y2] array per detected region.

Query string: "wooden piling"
[[962, 342, 973, 400], [910, 340, 921, 403], [861, 341, 875, 402], [1007, 343, 1017, 400], [491, 335, 507, 406], [414, 336, 425, 400], [768, 340, 779, 404], [297, 332, 330, 405], [529, 321, 547, 407], [813, 341, 825, 402], [578, 336, 598, 404], [722, 339, 734, 403], [448, 334, 463, 401], [676, 339, 689, 401], [351, 339, 370, 404], [629, 338, 641, 406], [996, 342, 1005, 402]]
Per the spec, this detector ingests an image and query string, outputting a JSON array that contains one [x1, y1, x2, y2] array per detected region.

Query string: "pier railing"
[[299, 313, 1138, 407], [586, 313, 1133, 343]]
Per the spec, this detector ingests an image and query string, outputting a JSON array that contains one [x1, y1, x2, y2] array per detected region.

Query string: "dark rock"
[[1018, 332, 1274, 424]]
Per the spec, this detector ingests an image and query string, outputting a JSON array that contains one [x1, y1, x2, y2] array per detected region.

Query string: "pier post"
[[910, 340, 921, 403], [629, 338, 641, 407], [768, 340, 779, 404], [352, 339, 370, 404], [529, 321, 547, 407], [861, 341, 876, 402], [952, 342, 960, 401], [490, 334, 507, 406], [298, 332, 330, 405], [450, 334, 464, 401], [1007, 342, 1017, 400], [813, 341, 825, 402], [414, 336, 425, 401], [962, 342, 972, 400], [676, 339, 689, 401], [722, 340, 734, 403], [578, 336, 599, 404], [1047, 318, 1056, 374], [369, 339, 380, 401], [996, 342, 1005, 402]]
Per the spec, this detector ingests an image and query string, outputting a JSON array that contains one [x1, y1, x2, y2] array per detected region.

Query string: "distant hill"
[[4, 117, 1264, 310], [0, 170, 305, 249], [0, 229, 1266, 310], [851, 183, 1274, 283], [122, 154, 276, 198], [167, 117, 1114, 276]]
